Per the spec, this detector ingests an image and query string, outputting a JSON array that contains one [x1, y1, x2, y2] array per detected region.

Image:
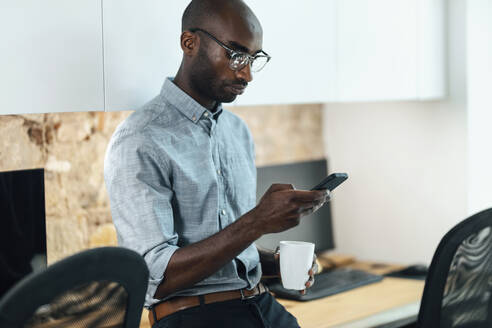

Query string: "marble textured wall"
[[0, 104, 324, 264]]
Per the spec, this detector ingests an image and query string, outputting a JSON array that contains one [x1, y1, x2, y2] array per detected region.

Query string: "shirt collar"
[[161, 77, 223, 124], [212, 105, 223, 121]]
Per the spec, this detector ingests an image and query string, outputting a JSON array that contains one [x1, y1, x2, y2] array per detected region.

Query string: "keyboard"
[[267, 268, 384, 301]]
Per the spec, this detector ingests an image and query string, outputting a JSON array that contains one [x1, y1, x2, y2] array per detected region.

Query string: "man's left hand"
[[301, 254, 320, 295]]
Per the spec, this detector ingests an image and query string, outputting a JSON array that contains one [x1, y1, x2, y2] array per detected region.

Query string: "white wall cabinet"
[[239, 0, 445, 105], [0, 1, 445, 114], [101, 0, 338, 109], [335, 0, 445, 102], [102, 1, 188, 111], [235, 0, 337, 106], [102, 0, 445, 108], [0, 0, 104, 114]]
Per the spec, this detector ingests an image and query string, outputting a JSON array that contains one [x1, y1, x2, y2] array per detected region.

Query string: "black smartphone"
[[310, 173, 348, 191]]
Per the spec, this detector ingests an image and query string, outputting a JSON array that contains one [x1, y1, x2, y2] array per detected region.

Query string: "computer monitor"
[[255, 159, 335, 253], [0, 168, 47, 298]]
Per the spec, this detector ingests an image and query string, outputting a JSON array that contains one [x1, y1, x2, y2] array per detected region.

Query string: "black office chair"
[[0, 247, 149, 328], [418, 207, 492, 328]]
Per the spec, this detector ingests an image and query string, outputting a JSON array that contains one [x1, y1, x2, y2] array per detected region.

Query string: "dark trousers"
[[153, 292, 300, 328]]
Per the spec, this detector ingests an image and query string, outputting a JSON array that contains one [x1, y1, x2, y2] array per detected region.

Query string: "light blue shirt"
[[104, 78, 261, 307]]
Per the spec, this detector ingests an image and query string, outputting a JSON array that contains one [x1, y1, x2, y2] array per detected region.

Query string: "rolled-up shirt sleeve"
[[104, 130, 178, 302]]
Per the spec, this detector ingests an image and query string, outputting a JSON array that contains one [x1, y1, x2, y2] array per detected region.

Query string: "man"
[[104, 0, 330, 327]]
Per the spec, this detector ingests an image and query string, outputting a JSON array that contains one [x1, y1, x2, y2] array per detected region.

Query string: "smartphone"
[[310, 173, 348, 191]]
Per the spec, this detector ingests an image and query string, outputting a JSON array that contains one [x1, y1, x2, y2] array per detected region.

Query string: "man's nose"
[[236, 62, 253, 83]]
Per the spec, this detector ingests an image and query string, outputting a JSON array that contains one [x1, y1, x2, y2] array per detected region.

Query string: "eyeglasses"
[[189, 28, 271, 73]]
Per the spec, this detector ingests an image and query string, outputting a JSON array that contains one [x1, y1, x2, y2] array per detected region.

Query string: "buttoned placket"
[[199, 111, 227, 231], [214, 121, 228, 231]]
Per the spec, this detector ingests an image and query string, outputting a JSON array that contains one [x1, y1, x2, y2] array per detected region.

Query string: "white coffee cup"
[[279, 241, 315, 290]]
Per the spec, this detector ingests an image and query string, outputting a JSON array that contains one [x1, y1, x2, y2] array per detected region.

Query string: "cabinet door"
[[103, 1, 188, 111], [336, 0, 418, 102], [0, 0, 104, 114], [235, 0, 337, 106], [416, 0, 445, 100], [335, 0, 445, 102]]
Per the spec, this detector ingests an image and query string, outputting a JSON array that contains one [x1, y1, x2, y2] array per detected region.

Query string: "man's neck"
[[173, 71, 217, 111]]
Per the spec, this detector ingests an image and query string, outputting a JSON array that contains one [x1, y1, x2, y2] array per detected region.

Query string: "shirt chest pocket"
[[223, 153, 256, 211]]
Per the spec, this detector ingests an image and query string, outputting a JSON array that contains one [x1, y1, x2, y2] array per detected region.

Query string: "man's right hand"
[[154, 184, 329, 299], [250, 184, 330, 234]]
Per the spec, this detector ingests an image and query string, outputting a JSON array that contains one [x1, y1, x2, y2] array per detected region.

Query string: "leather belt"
[[149, 283, 268, 326]]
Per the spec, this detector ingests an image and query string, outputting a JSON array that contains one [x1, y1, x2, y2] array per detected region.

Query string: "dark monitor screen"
[[255, 160, 335, 253], [0, 168, 47, 298]]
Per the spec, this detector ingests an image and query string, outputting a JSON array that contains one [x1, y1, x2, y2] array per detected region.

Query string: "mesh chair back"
[[418, 208, 492, 328], [0, 247, 148, 328]]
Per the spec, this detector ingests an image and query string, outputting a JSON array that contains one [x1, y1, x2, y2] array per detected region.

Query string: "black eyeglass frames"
[[189, 28, 271, 73]]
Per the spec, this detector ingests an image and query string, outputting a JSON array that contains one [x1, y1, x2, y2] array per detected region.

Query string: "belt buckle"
[[240, 288, 256, 300]]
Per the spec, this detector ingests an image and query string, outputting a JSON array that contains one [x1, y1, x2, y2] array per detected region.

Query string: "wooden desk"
[[279, 277, 424, 328], [140, 259, 425, 328]]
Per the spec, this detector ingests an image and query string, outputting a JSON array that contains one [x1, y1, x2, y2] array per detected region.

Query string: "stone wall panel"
[[0, 105, 324, 264], [230, 104, 325, 166], [0, 115, 44, 171], [46, 215, 88, 264]]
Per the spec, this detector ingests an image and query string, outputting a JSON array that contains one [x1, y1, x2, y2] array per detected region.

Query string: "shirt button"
[[204, 112, 209, 117], [192, 115, 197, 121], [221, 209, 226, 215], [217, 169, 221, 175]]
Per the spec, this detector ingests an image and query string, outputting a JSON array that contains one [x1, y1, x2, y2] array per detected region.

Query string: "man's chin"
[[218, 93, 238, 103]]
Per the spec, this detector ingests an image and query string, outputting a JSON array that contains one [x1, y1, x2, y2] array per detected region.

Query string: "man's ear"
[[181, 31, 199, 56]]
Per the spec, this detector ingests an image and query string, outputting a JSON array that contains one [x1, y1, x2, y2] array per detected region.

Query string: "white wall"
[[322, 0, 468, 264], [467, 0, 492, 215]]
